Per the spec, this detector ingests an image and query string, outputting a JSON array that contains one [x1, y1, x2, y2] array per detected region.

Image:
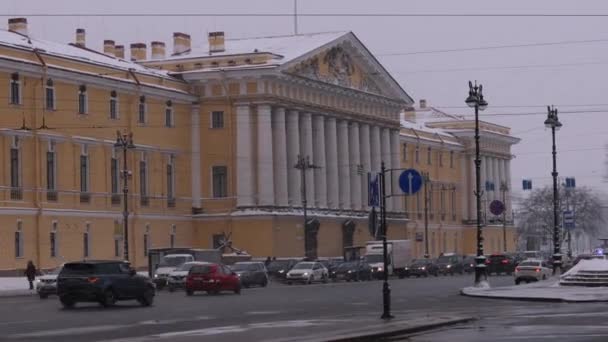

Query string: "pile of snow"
[[561, 259, 608, 278], [0, 277, 36, 297]]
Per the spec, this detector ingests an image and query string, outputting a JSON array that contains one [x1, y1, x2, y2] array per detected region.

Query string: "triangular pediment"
[[280, 32, 413, 103]]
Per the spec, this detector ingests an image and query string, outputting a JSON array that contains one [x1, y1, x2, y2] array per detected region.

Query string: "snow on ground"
[[0, 277, 35, 297], [561, 258, 608, 277]]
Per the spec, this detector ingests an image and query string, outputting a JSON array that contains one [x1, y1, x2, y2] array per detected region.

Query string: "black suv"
[[230, 262, 269, 288], [57, 260, 155, 309]]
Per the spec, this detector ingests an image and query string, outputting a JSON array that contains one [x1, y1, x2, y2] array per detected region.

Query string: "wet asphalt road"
[[0, 274, 604, 341]]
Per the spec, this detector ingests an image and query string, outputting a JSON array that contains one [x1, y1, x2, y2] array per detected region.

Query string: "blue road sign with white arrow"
[[564, 210, 575, 230], [398, 169, 423, 195]]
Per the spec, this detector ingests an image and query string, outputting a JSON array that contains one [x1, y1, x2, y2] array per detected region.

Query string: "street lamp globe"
[[465, 94, 477, 108], [478, 97, 488, 111]]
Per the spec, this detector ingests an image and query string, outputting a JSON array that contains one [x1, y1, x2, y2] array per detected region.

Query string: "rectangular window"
[[83, 231, 90, 258], [15, 225, 23, 258], [212, 166, 228, 198], [110, 97, 118, 119], [451, 190, 457, 221], [46, 151, 55, 190], [10, 147, 19, 188], [143, 233, 149, 257], [140, 158, 148, 206], [439, 152, 443, 167], [427, 147, 432, 165], [80, 155, 89, 193], [415, 146, 420, 164], [450, 151, 454, 168], [165, 107, 174, 127], [50, 231, 57, 257], [440, 189, 446, 220], [428, 186, 434, 218], [416, 192, 422, 219], [78, 87, 87, 114], [138, 97, 146, 123], [114, 238, 121, 257], [46, 86, 55, 110], [170, 225, 176, 248], [402, 143, 407, 162], [111, 156, 119, 194], [167, 155, 175, 207], [10, 74, 20, 105], [211, 111, 224, 128]]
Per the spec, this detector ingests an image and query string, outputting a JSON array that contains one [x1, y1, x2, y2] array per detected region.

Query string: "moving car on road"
[[331, 261, 372, 282], [485, 254, 516, 275], [408, 259, 439, 277], [57, 260, 155, 309], [230, 261, 269, 288], [286, 261, 328, 284], [266, 259, 299, 281], [168, 261, 209, 292], [514, 259, 552, 284], [462, 256, 476, 274], [36, 265, 63, 299], [436, 254, 464, 276], [185, 263, 241, 296], [154, 254, 194, 290]]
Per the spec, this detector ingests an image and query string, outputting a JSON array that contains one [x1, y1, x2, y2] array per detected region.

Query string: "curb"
[[289, 316, 475, 342], [460, 289, 608, 303], [0, 290, 37, 298]]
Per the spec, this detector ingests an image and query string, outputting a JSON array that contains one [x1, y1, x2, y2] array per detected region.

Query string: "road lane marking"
[[245, 311, 282, 315]]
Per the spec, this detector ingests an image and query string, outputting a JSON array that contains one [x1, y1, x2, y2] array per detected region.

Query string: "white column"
[[338, 120, 351, 209], [505, 158, 512, 217], [390, 129, 400, 212], [190, 104, 202, 210], [325, 117, 339, 209], [300, 112, 315, 206], [236, 104, 254, 206], [257, 105, 275, 206], [349, 122, 361, 209], [381, 128, 393, 212], [313, 115, 327, 208], [370, 126, 381, 172], [287, 110, 301, 206], [272, 107, 288, 207], [360, 124, 371, 210]]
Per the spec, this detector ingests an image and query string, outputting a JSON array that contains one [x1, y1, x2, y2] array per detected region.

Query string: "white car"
[[514, 259, 552, 284], [286, 261, 328, 284], [36, 265, 63, 299], [167, 261, 210, 292]]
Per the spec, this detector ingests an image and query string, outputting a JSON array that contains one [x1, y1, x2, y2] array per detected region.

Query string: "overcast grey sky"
[[3, 0, 608, 199]]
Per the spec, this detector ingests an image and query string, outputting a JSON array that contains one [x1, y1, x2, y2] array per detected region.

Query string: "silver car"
[[168, 262, 210, 292]]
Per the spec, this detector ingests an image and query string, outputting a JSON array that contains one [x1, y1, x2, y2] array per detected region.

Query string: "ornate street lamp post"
[[544, 106, 563, 275], [115, 130, 135, 262], [465, 81, 488, 286]]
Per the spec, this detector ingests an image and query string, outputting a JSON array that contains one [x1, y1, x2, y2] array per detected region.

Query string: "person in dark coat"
[[25, 261, 36, 290], [265, 257, 272, 266]]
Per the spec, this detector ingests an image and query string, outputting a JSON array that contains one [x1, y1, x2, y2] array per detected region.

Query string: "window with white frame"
[[111, 148, 120, 195], [10, 136, 20, 190], [45, 78, 55, 110], [10, 73, 20, 105], [167, 154, 176, 205], [84, 223, 90, 258], [165, 100, 174, 127], [212, 166, 228, 198], [170, 224, 176, 248], [109, 90, 118, 119], [50, 221, 58, 258], [78, 85, 87, 114], [114, 236, 121, 257], [439, 151, 443, 167], [143, 224, 150, 257], [427, 147, 432, 165], [440, 188, 446, 220], [138, 96, 146, 123], [415, 145, 420, 163], [139, 152, 148, 205], [15, 221, 23, 258], [80, 145, 89, 193], [451, 188, 457, 221], [402, 143, 407, 162], [46, 141, 56, 192], [211, 111, 224, 128]]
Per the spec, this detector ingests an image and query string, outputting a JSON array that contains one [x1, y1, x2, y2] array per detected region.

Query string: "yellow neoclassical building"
[[0, 18, 518, 273]]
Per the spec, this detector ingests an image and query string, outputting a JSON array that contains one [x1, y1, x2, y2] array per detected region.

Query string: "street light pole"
[[465, 81, 489, 286], [545, 106, 563, 275], [500, 182, 508, 252], [294, 155, 319, 260], [380, 162, 393, 320], [115, 130, 135, 262], [422, 171, 430, 258]]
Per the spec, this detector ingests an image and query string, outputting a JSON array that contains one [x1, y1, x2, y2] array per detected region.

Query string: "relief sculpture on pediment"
[[323, 46, 355, 87]]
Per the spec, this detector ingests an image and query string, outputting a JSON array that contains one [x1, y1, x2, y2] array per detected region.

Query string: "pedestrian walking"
[[25, 260, 37, 290], [265, 256, 271, 266]]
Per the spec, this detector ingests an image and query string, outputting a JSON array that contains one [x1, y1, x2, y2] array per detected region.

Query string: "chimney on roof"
[[115, 45, 125, 59], [151, 41, 166, 59], [419, 99, 427, 109], [103, 40, 115, 56], [8, 18, 28, 36], [208, 31, 225, 53], [173, 32, 191, 55], [130, 43, 147, 61], [75, 28, 86, 47]]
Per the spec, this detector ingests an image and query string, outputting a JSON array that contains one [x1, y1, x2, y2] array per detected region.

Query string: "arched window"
[[45, 79, 55, 110], [109, 90, 118, 119]]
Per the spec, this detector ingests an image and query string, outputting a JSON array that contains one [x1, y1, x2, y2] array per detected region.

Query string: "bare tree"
[[517, 186, 604, 249]]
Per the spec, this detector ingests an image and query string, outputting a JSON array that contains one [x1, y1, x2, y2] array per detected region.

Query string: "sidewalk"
[[461, 279, 608, 302], [0, 277, 36, 297]]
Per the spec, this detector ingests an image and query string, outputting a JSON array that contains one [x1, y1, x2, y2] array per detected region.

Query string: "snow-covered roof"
[[0, 29, 172, 79], [152, 31, 348, 65]]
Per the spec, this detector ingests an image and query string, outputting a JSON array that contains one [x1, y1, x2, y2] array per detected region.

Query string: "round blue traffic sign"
[[399, 169, 423, 195], [490, 200, 505, 216]]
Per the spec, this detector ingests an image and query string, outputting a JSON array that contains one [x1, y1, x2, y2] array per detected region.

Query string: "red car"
[[185, 263, 241, 296]]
